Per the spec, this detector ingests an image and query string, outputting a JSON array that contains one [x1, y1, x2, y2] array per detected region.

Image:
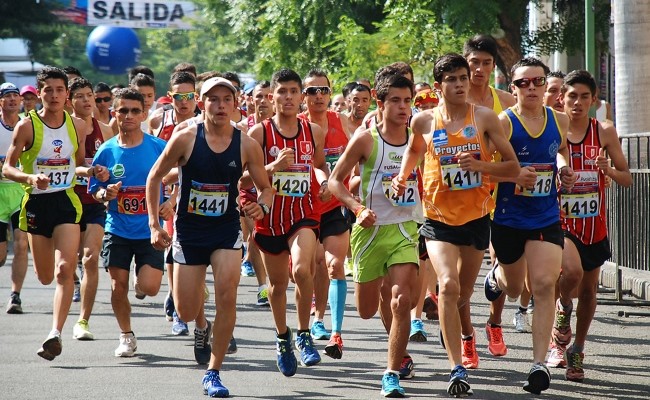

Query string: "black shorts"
[[19, 189, 82, 238], [565, 233, 611, 272], [419, 214, 490, 251], [101, 232, 164, 274], [0, 210, 20, 243], [490, 221, 564, 265], [418, 233, 429, 261], [165, 247, 174, 265], [319, 206, 351, 242], [173, 230, 244, 266], [80, 202, 106, 231], [254, 219, 319, 255]]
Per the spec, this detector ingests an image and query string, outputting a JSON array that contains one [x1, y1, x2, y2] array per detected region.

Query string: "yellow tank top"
[[422, 104, 494, 226], [490, 86, 503, 114]]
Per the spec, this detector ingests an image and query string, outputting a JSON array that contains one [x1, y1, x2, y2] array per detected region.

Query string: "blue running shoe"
[[72, 281, 81, 303], [241, 260, 255, 277], [380, 372, 405, 398], [227, 336, 237, 354], [295, 331, 321, 366], [398, 355, 415, 379], [194, 321, 212, 365], [484, 263, 503, 302], [409, 319, 427, 342], [276, 329, 298, 376], [164, 293, 175, 322], [172, 311, 189, 336], [202, 369, 229, 398], [310, 320, 330, 340], [447, 365, 473, 397]]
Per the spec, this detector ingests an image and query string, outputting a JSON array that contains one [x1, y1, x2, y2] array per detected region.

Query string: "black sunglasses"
[[512, 76, 546, 88], [95, 96, 112, 103], [303, 86, 331, 96], [116, 107, 143, 116]]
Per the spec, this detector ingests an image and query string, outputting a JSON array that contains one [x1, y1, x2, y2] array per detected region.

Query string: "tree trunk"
[[495, 1, 529, 81], [614, 0, 650, 136]]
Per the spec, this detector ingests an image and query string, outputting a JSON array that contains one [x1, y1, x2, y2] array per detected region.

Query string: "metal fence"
[[606, 133, 650, 276]]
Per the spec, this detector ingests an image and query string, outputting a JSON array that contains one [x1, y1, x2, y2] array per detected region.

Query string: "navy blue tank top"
[[175, 123, 243, 243]]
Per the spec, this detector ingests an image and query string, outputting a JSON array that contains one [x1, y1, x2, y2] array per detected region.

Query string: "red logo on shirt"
[[585, 145, 598, 160]]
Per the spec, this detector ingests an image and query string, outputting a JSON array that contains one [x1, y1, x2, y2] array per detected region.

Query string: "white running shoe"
[[115, 332, 137, 357]]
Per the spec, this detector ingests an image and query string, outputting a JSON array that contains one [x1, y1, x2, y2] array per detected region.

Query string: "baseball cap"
[[0, 82, 20, 97], [243, 81, 257, 96], [200, 77, 238, 99], [19, 85, 37, 96], [157, 95, 172, 105]]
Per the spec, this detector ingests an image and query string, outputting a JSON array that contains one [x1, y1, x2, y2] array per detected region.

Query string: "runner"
[[547, 70, 631, 382], [93, 82, 113, 125], [544, 71, 566, 113], [19, 85, 40, 118], [2, 66, 109, 360], [329, 73, 422, 397], [393, 53, 519, 397]]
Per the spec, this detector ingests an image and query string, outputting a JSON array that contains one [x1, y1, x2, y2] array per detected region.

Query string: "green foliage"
[[0, 1, 62, 58]]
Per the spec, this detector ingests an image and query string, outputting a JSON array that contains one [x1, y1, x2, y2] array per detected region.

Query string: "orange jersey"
[[422, 105, 494, 225]]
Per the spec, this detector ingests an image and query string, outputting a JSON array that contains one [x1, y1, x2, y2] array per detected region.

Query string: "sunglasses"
[[95, 96, 112, 103], [303, 86, 331, 96], [169, 92, 195, 101], [116, 107, 143, 116], [512, 76, 546, 88]]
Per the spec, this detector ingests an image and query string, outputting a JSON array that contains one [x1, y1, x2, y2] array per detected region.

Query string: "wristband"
[[354, 206, 366, 218], [101, 190, 107, 202]]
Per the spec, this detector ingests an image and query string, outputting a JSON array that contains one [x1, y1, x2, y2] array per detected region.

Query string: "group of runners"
[[0, 33, 631, 398]]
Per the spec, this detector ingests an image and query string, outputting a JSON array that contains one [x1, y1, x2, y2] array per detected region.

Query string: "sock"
[[462, 333, 473, 341], [258, 284, 268, 291], [11, 291, 19, 297], [518, 306, 528, 313], [571, 343, 584, 353], [49, 329, 61, 337], [297, 329, 310, 336], [329, 279, 347, 334], [488, 322, 501, 328], [384, 369, 400, 375]]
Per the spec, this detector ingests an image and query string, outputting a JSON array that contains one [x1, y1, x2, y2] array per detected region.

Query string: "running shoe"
[[296, 331, 321, 366], [438, 327, 446, 350], [409, 319, 427, 342], [547, 341, 567, 368], [565, 346, 585, 382], [6, 292, 23, 314], [513, 309, 532, 333], [483, 264, 503, 301], [462, 332, 479, 369], [240, 260, 255, 277], [72, 281, 81, 302], [552, 299, 572, 346], [114, 332, 137, 357], [523, 362, 551, 395], [194, 321, 212, 365], [202, 369, 229, 398], [422, 292, 439, 320], [310, 320, 330, 340], [164, 293, 175, 321], [227, 336, 237, 354], [398, 355, 415, 379], [37, 332, 62, 361], [380, 371, 405, 398], [447, 365, 473, 397], [485, 323, 507, 357], [324, 334, 343, 359], [73, 319, 94, 341], [256, 287, 270, 307], [172, 311, 190, 336], [276, 329, 298, 376]]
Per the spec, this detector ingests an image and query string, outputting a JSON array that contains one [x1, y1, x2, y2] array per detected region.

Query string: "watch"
[[259, 203, 270, 216]]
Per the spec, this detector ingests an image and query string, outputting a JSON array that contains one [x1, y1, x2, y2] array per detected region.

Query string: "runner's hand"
[[357, 207, 377, 228], [159, 199, 175, 221], [30, 173, 50, 190], [559, 166, 577, 191], [318, 181, 332, 202], [242, 200, 264, 221], [391, 175, 406, 196], [457, 152, 480, 172], [596, 148, 611, 176], [105, 181, 122, 201], [93, 164, 110, 182], [151, 225, 171, 251], [516, 166, 537, 189], [273, 148, 295, 172]]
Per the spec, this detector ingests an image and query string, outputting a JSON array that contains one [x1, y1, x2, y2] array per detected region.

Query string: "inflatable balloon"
[[86, 26, 141, 75]]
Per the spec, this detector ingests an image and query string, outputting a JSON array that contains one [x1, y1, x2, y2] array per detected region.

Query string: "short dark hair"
[[222, 72, 241, 88], [433, 53, 470, 83], [304, 68, 331, 88], [113, 87, 145, 110], [169, 71, 196, 89], [350, 83, 371, 95], [547, 71, 566, 80], [562, 70, 597, 95], [62, 65, 83, 78], [94, 82, 111, 94], [36, 66, 68, 90], [342, 81, 358, 98], [68, 77, 93, 99], [511, 57, 550, 77], [375, 62, 414, 85], [130, 73, 155, 89], [389, 62, 414, 81], [255, 80, 271, 91], [271, 68, 302, 91], [463, 34, 499, 61], [173, 62, 197, 77], [375, 74, 414, 102], [128, 66, 154, 82]]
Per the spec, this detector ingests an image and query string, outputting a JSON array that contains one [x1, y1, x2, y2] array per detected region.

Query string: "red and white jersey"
[[560, 118, 607, 244], [255, 118, 319, 236], [156, 109, 176, 142]]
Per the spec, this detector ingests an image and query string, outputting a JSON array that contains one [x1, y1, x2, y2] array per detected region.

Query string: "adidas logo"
[[228, 161, 237, 168]]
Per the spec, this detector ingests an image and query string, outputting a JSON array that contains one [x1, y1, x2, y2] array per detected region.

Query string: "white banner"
[[87, 0, 197, 29]]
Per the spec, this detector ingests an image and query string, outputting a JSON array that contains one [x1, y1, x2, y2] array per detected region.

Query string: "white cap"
[[200, 77, 238, 99]]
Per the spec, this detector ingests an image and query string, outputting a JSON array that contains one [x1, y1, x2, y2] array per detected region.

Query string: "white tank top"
[[0, 118, 18, 184]]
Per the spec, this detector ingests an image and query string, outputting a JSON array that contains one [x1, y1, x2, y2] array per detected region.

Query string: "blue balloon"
[[86, 26, 141, 75]]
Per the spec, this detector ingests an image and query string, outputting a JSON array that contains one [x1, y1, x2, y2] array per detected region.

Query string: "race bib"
[[440, 154, 482, 191], [75, 158, 94, 186], [561, 187, 599, 218], [117, 185, 147, 215], [324, 146, 344, 173], [37, 158, 72, 189], [515, 163, 554, 197], [272, 164, 311, 197], [383, 172, 417, 207], [188, 181, 229, 217]]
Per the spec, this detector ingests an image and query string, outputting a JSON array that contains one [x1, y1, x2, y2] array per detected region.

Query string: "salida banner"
[[88, 0, 196, 28]]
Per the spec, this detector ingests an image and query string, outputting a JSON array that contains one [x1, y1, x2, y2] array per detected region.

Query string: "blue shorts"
[[80, 202, 106, 231], [173, 220, 243, 265]]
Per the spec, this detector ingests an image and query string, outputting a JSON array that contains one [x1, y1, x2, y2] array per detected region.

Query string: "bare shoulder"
[[597, 119, 619, 144], [554, 109, 570, 129], [410, 109, 434, 134], [495, 88, 516, 108], [149, 108, 165, 129]]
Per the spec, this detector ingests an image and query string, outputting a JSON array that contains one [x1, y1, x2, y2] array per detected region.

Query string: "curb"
[[600, 261, 650, 301]]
